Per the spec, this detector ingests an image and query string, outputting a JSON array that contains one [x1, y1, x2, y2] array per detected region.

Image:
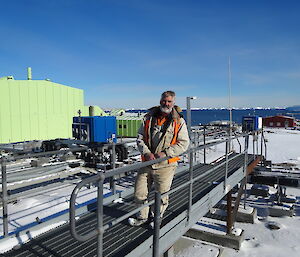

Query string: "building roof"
[[263, 115, 295, 120]]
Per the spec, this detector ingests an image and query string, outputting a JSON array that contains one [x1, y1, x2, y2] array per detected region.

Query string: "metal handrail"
[[0, 129, 248, 242], [69, 133, 249, 257]]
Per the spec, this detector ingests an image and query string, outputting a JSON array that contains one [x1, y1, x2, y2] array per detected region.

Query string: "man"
[[128, 91, 190, 226]]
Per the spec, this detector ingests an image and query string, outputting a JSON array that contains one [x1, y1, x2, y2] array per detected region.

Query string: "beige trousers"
[[134, 165, 176, 220]]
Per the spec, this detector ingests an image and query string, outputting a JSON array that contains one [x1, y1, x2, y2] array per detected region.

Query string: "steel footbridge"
[[0, 134, 263, 257]]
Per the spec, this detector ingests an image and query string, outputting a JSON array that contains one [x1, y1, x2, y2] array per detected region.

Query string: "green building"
[[0, 68, 106, 144]]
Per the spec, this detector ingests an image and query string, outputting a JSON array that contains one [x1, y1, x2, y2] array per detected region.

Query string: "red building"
[[263, 115, 296, 128]]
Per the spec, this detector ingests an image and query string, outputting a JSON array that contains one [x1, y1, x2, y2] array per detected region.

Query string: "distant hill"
[[286, 105, 300, 112]]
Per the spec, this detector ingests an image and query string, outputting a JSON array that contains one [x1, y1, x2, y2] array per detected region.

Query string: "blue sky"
[[1, 0, 300, 109]]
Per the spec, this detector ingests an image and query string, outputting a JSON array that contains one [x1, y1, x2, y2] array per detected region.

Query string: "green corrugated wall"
[[0, 79, 84, 143]]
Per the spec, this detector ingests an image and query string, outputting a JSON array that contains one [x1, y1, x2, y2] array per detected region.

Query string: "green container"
[[117, 118, 142, 138]]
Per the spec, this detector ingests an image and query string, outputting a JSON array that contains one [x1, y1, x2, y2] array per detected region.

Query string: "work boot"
[[128, 217, 148, 227]]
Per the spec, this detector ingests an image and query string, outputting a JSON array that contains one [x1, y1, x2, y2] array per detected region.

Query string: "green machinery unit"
[[117, 116, 142, 138]]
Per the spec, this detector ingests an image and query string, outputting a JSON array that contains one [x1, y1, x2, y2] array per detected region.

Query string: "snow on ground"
[[176, 128, 300, 257], [263, 128, 300, 168]]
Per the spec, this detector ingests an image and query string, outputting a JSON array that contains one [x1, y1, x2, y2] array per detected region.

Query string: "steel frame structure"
[[0, 129, 265, 257], [68, 134, 253, 257]]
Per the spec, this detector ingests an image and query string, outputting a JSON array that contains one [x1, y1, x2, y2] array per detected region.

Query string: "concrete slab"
[[236, 206, 257, 224], [185, 229, 244, 250], [268, 205, 294, 217], [184, 218, 244, 250], [208, 205, 257, 224], [172, 236, 222, 257]]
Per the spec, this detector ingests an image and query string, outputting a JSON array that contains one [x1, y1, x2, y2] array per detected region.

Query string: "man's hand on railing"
[[154, 152, 166, 159], [144, 153, 156, 161]]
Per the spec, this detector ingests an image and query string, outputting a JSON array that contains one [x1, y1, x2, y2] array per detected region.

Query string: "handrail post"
[[224, 140, 229, 192], [1, 158, 8, 237], [256, 131, 259, 159], [260, 129, 264, 165], [153, 191, 161, 257], [187, 147, 194, 222], [234, 132, 242, 153], [252, 132, 255, 158], [97, 170, 105, 257], [193, 130, 197, 162], [264, 133, 267, 161]]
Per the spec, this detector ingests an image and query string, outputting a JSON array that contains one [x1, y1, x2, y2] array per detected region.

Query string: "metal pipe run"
[[5, 146, 88, 162]]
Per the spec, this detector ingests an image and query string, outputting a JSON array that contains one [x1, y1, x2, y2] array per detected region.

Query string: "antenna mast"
[[228, 57, 232, 150]]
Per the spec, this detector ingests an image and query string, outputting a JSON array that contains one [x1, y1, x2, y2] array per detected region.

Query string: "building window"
[[277, 122, 281, 127], [270, 122, 273, 126]]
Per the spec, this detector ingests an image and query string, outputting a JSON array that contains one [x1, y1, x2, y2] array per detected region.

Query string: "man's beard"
[[160, 105, 173, 114]]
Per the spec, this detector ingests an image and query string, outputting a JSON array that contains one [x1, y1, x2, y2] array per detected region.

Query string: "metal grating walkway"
[[1, 154, 256, 257]]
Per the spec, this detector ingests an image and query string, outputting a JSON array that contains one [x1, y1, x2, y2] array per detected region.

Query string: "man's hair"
[[161, 91, 175, 99]]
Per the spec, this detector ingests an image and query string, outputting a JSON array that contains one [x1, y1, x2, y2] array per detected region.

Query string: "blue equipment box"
[[242, 116, 262, 132], [72, 116, 117, 143]]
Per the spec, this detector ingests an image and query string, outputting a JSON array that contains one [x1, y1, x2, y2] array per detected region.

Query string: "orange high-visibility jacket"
[[137, 106, 190, 169]]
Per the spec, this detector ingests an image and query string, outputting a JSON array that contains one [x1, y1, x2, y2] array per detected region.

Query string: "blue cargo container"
[[242, 116, 262, 132], [72, 116, 117, 143]]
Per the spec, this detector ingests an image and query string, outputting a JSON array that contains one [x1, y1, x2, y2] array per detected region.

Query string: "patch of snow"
[[193, 217, 242, 236]]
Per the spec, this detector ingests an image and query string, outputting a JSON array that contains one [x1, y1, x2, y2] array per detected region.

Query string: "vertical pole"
[[186, 97, 191, 138], [243, 135, 249, 209], [226, 190, 233, 234], [224, 140, 229, 192], [1, 159, 8, 237], [252, 133, 255, 158], [193, 130, 197, 162], [110, 136, 116, 195], [188, 148, 194, 221], [256, 131, 259, 159], [153, 191, 161, 257], [97, 171, 104, 257], [203, 126, 206, 164], [260, 130, 264, 165], [228, 57, 233, 151], [78, 110, 82, 141], [264, 133, 267, 161]]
